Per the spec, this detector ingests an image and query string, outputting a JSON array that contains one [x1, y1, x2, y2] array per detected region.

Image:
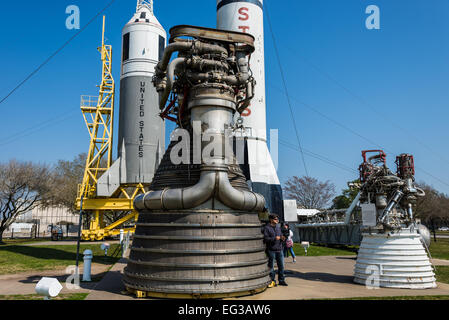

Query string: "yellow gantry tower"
[[76, 16, 146, 241], [79, 16, 114, 200]]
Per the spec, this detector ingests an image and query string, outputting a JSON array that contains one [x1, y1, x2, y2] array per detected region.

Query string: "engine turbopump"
[[356, 150, 425, 231]]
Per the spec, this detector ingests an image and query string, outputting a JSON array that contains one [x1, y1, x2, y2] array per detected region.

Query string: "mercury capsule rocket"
[[217, 0, 284, 218], [97, 0, 166, 196]]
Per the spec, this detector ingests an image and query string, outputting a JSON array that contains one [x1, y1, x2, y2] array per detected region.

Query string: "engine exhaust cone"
[[354, 228, 437, 289], [123, 140, 271, 298]]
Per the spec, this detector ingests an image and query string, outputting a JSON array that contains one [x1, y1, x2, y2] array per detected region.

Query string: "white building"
[[283, 199, 320, 222], [5, 205, 79, 238], [297, 209, 321, 218]]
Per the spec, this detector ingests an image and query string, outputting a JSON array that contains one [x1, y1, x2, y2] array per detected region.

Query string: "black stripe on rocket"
[[217, 0, 263, 11]]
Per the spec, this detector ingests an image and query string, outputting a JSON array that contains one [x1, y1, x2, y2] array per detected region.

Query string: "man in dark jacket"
[[263, 214, 287, 287]]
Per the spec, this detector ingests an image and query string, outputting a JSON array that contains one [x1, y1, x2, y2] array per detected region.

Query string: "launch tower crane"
[[76, 16, 146, 240]]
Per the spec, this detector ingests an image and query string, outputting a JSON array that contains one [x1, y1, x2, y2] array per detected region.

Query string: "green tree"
[[49, 153, 126, 227], [331, 179, 360, 209], [48, 153, 86, 213], [415, 182, 449, 242]]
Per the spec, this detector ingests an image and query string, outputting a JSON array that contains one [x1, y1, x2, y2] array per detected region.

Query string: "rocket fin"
[[97, 140, 128, 197], [97, 158, 122, 197]]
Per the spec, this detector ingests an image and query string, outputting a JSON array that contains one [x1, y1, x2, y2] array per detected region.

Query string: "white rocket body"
[[97, 2, 166, 196], [217, 0, 284, 217]]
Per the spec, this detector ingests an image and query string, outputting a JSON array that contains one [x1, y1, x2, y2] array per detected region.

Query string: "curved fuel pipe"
[[155, 40, 228, 77], [155, 41, 191, 76], [134, 169, 216, 210], [159, 57, 186, 109], [216, 171, 265, 211], [134, 166, 265, 212], [157, 44, 232, 109]]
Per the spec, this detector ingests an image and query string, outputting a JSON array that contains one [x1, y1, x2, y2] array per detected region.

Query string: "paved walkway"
[[83, 255, 449, 300], [0, 263, 112, 296], [244, 256, 449, 300], [85, 259, 134, 300], [432, 258, 449, 266]]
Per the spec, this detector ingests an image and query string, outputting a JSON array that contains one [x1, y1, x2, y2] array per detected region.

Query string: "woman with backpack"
[[282, 223, 296, 263]]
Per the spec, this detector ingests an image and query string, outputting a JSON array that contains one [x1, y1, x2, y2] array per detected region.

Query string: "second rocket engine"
[[353, 150, 436, 289], [123, 25, 271, 297]]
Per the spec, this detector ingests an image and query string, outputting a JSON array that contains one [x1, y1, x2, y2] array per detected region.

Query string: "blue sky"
[[0, 0, 448, 197]]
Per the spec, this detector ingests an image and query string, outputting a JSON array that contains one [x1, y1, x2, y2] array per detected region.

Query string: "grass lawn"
[[0, 243, 121, 275], [0, 293, 88, 300], [435, 266, 449, 284], [429, 238, 449, 260], [292, 243, 357, 257]]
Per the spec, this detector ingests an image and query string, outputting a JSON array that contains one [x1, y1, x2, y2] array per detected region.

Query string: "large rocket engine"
[[353, 150, 436, 289], [123, 25, 271, 298]]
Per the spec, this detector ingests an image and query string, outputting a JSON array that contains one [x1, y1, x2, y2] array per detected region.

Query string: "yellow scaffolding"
[[79, 16, 114, 199], [76, 16, 145, 241]]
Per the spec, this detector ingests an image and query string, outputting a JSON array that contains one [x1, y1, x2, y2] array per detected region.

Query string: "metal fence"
[[295, 224, 362, 246]]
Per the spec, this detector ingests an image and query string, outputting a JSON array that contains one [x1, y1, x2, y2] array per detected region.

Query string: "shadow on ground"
[[285, 269, 354, 284], [335, 256, 357, 260], [18, 271, 110, 285]]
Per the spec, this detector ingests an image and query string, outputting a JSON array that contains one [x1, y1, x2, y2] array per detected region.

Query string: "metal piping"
[[296, 222, 347, 228], [134, 169, 216, 210], [156, 41, 228, 77], [407, 203, 413, 220], [159, 57, 186, 109], [135, 165, 265, 211], [380, 190, 403, 223], [155, 42, 191, 76], [217, 171, 265, 211], [186, 72, 239, 86], [296, 192, 361, 228], [344, 192, 361, 225], [186, 57, 230, 71]]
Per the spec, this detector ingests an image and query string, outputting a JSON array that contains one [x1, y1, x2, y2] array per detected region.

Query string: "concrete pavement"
[[0, 263, 112, 296], [244, 256, 449, 300], [85, 258, 135, 300], [83, 255, 449, 300]]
